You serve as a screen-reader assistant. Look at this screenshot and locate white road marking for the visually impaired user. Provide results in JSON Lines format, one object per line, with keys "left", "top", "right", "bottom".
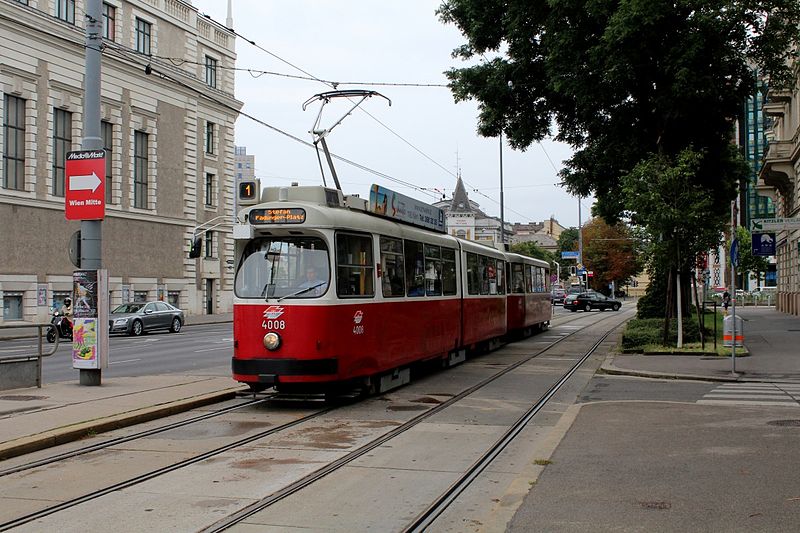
{"left": 109, "top": 358, "right": 141, "bottom": 365}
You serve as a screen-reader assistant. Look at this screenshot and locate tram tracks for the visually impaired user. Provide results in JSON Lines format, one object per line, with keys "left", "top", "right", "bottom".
{"left": 203, "top": 310, "right": 631, "bottom": 531}
{"left": 0, "top": 309, "right": 630, "bottom": 532}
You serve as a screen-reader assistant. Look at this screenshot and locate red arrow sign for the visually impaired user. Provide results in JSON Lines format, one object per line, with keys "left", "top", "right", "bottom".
{"left": 65, "top": 150, "right": 105, "bottom": 220}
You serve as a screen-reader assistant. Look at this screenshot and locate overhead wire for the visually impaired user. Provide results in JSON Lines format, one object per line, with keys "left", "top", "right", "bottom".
{"left": 99, "top": 42, "right": 440, "bottom": 199}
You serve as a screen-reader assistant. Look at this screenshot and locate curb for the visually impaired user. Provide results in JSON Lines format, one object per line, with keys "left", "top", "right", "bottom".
{"left": 599, "top": 353, "right": 740, "bottom": 383}
{"left": 0, "top": 387, "right": 243, "bottom": 461}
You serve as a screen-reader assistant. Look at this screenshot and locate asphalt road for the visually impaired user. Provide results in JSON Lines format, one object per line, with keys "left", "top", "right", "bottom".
{"left": 0, "top": 323, "right": 233, "bottom": 384}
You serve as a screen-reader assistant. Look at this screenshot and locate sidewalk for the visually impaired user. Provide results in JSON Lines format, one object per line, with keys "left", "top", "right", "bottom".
{"left": 601, "top": 306, "right": 800, "bottom": 382}
{"left": 509, "top": 306, "right": 800, "bottom": 532}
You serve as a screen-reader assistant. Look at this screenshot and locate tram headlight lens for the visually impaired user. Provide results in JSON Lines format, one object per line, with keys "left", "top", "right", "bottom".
{"left": 263, "top": 332, "right": 281, "bottom": 351}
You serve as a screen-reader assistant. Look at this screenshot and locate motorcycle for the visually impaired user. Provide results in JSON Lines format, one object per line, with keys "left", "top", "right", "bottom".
{"left": 46, "top": 310, "right": 73, "bottom": 343}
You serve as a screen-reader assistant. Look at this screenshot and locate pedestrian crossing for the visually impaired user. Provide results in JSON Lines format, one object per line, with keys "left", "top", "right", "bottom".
{"left": 698, "top": 383, "right": 800, "bottom": 407}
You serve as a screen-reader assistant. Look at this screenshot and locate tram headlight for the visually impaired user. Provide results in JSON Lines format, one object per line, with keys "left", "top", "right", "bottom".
{"left": 263, "top": 332, "right": 281, "bottom": 351}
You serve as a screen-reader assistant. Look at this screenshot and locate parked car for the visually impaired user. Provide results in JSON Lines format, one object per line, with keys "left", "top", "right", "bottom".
{"left": 109, "top": 301, "right": 184, "bottom": 336}
{"left": 564, "top": 292, "right": 622, "bottom": 312}
{"left": 551, "top": 288, "right": 567, "bottom": 304}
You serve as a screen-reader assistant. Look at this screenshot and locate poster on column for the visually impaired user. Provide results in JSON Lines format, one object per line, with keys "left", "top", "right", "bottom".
{"left": 72, "top": 270, "right": 109, "bottom": 370}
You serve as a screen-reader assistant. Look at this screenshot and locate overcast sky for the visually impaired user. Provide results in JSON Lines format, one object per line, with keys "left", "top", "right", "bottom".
{"left": 191, "top": 0, "right": 591, "bottom": 228}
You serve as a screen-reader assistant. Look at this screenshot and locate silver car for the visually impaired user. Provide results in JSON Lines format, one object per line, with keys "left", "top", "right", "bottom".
{"left": 109, "top": 301, "right": 184, "bottom": 336}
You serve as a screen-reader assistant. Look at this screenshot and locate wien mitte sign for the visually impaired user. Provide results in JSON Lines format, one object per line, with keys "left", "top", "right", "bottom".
{"left": 65, "top": 150, "right": 105, "bottom": 220}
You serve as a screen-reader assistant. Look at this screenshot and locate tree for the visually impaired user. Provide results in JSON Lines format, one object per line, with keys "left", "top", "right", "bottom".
{"left": 581, "top": 218, "right": 641, "bottom": 294}
{"left": 510, "top": 241, "right": 556, "bottom": 264}
{"left": 438, "top": 1, "right": 799, "bottom": 218}
{"left": 438, "top": 0, "right": 798, "bottom": 338}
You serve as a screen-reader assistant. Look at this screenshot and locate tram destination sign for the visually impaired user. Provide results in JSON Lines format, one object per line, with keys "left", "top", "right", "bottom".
{"left": 750, "top": 217, "right": 800, "bottom": 232}
{"left": 369, "top": 184, "right": 445, "bottom": 233}
{"left": 248, "top": 208, "right": 306, "bottom": 224}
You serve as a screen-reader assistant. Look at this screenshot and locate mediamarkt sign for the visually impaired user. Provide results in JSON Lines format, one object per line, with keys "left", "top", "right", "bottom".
{"left": 65, "top": 150, "right": 106, "bottom": 220}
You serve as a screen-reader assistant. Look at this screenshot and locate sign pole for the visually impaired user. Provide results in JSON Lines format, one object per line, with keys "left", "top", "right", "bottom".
{"left": 730, "top": 201, "right": 737, "bottom": 375}
{"left": 79, "top": 0, "right": 104, "bottom": 386}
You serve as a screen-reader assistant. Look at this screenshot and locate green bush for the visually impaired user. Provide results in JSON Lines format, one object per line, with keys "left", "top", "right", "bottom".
{"left": 621, "top": 314, "right": 715, "bottom": 350}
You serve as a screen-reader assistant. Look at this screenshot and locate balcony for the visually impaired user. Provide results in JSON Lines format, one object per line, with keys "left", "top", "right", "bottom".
{"left": 759, "top": 140, "right": 795, "bottom": 207}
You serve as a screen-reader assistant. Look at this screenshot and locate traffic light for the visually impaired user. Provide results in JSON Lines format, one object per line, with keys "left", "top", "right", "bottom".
{"left": 238, "top": 180, "right": 259, "bottom": 205}
{"left": 189, "top": 236, "right": 202, "bottom": 258}
{"left": 569, "top": 266, "right": 576, "bottom": 276}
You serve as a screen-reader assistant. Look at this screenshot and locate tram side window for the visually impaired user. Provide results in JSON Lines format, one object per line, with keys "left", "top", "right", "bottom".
{"left": 441, "top": 248, "right": 457, "bottom": 296}
{"left": 525, "top": 265, "right": 533, "bottom": 293}
{"left": 404, "top": 240, "right": 425, "bottom": 297}
{"left": 466, "top": 252, "right": 480, "bottom": 295}
{"left": 336, "top": 233, "right": 374, "bottom": 297}
{"left": 487, "top": 257, "right": 500, "bottom": 295}
{"left": 512, "top": 263, "right": 525, "bottom": 293}
{"left": 535, "top": 266, "right": 546, "bottom": 292}
{"left": 424, "top": 244, "right": 442, "bottom": 296}
{"left": 496, "top": 260, "right": 505, "bottom": 295}
{"left": 380, "top": 236, "right": 405, "bottom": 297}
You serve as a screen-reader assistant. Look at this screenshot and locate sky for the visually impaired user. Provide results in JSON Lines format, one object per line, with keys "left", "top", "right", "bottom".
{"left": 191, "top": 1, "right": 591, "bottom": 228}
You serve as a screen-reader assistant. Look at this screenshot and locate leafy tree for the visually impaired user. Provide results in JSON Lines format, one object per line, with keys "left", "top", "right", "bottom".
{"left": 438, "top": 0, "right": 799, "bottom": 217}
{"left": 581, "top": 218, "right": 641, "bottom": 294}
{"left": 510, "top": 241, "right": 556, "bottom": 264}
{"left": 437, "top": 0, "right": 798, "bottom": 335}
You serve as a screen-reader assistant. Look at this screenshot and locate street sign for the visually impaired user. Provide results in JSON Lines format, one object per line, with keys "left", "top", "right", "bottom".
{"left": 751, "top": 217, "right": 800, "bottom": 232}
{"left": 730, "top": 238, "right": 739, "bottom": 268}
{"left": 577, "top": 268, "right": 587, "bottom": 276}
{"left": 65, "top": 150, "right": 105, "bottom": 220}
{"left": 752, "top": 232, "right": 776, "bottom": 256}
{"left": 587, "top": 271, "right": 594, "bottom": 277}
{"left": 561, "top": 251, "right": 579, "bottom": 259}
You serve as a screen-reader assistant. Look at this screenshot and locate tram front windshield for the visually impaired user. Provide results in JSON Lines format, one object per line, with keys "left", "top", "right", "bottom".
{"left": 235, "top": 237, "right": 329, "bottom": 299}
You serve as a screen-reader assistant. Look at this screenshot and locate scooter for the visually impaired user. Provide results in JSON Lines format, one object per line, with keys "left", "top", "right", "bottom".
{"left": 46, "top": 311, "right": 73, "bottom": 343}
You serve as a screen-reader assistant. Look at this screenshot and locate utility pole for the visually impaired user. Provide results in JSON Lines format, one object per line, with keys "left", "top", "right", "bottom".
{"left": 499, "top": 132, "right": 505, "bottom": 246}
{"left": 80, "top": 0, "right": 104, "bottom": 385}
{"left": 578, "top": 198, "right": 584, "bottom": 290}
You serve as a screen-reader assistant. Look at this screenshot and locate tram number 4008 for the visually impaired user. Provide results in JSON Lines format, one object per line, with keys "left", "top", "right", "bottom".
{"left": 262, "top": 320, "right": 286, "bottom": 330}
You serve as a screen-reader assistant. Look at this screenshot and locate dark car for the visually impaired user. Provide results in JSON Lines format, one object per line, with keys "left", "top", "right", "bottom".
{"left": 563, "top": 292, "right": 622, "bottom": 312}
{"left": 109, "top": 301, "right": 184, "bottom": 336}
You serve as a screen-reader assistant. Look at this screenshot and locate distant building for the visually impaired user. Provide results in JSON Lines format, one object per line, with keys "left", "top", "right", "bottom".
{"left": 509, "top": 218, "right": 567, "bottom": 253}
{"left": 235, "top": 145, "right": 255, "bottom": 182}
{"left": 433, "top": 176, "right": 512, "bottom": 245}
{"left": 0, "top": 0, "right": 242, "bottom": 323}
{"left": 738, "top": 72, "right": 776, "bottom": 290}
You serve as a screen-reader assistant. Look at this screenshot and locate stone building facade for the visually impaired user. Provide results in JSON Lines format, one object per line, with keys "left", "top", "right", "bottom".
{"left": 759, "top": 68, "right": 799, "bottom": 314}
{"left": 0, "top": 0, "right": 242, "bottom": 323}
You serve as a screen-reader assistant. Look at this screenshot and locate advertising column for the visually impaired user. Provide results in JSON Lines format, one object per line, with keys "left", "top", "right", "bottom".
{"left": 72, "top": 270, "right": 109, "bottom": 372}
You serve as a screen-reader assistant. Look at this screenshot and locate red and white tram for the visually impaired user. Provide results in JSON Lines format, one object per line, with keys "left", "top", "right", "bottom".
{"left": 231, "top": 183, "right": 551, "bottom": 394}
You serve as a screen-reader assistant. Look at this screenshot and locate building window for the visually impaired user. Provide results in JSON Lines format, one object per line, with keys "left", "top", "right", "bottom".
{"left": 56, "top": 0, "right": 75, "bottom": 24}
{"left": 135, "top": 18, "right": 151, "bottom": 55}
{"left": 205, "top": 121, "right": 215, "bottom": 154}
{"left": 134, "top": 130, "right": 148, "bottom": 208}
{"left": 52, "top": 108, "right": 72, "bottom": 197}
{"left": 102, "top": 3, "right": 116, "bottom": 40}
{"left": 205, "top": 56, "right": 217, "bottom": 88}
{"left": 205, "top": 173, "right": 215, "bottom": 206}
{"left": 101, "top": 121, "right": 113, "bottom": 204}
{"left": 167, "top": 291, "right": 181, "bottom": 308}
{"left": 204, "top": 231, "right": 214, "bottom": 258}
{"left": 133, "top": 291, "right": 147, "bottom": 302}
{"left": 2, "top": 292, "right": 23, "bottom": 320}
{"left": 3, "top": 95, "right": 26, "bottom": 190}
